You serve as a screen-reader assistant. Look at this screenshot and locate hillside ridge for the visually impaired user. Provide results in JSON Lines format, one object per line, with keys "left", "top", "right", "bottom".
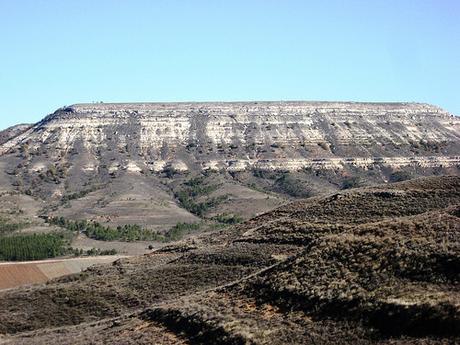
{"left": 1, "top": 175, "right": 459, "bottom": 344}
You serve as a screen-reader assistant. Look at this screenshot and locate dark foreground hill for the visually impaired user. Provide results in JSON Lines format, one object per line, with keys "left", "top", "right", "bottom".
{"left": 0, "top": 175, "right": 459, "bottom": 344}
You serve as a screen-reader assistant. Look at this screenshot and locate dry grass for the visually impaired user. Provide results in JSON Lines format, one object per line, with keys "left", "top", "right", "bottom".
{"left": 1, "top": 176, "right": 459, "bottom": 344}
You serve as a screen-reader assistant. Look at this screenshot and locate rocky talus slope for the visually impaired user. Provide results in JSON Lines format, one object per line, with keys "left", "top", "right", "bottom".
{"left": 0, "top": 101, "right": 458, "bottom": 229}
{"left": 0, "top": 176, "right": 459, "bottom": 344}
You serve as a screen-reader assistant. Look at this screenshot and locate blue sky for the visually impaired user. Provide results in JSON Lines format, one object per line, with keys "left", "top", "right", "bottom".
{"left": 0, "top": 0, "right": 459, "bottom": 129}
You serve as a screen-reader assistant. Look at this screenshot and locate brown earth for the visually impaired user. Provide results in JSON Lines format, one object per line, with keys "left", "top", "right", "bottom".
{"left": 0, "top": 256, "right": 127, "bottom": 290}
{"left": 0, "top": 265, "right": 47, "bottom": 290}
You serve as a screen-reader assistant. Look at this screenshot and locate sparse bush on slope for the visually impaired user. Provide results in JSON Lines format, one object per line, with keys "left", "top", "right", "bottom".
{"left": 175, "top": 177, "right": 228, "bottom": 216}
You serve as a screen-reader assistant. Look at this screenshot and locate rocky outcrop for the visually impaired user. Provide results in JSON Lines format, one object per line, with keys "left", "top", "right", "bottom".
{"left": 0, "top": 124, "right": 32, "bottom": 146}
{"left": 1, "top": 101, "right": 459, "bottom": 173}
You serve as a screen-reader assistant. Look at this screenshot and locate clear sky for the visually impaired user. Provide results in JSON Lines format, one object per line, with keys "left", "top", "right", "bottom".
{"left": 0, "top": 0, "right": 459, "bottom": 129}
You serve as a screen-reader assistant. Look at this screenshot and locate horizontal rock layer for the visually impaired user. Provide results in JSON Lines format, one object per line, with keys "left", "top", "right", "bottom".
{"left": 1, "top": 101, "right": 459, "bottom": 172}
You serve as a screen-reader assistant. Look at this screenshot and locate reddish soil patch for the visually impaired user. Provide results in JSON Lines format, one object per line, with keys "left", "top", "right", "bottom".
{"left": 0, "top": 264, "right": 48, "bottom": 290}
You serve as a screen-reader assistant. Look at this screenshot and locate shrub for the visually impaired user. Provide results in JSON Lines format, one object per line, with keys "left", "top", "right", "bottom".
{"left": 341, "top": 177, "right": 361, "bottom": 190}
{"left": 176, "top": 192, "right": 227, "bottom": 217}
{"left": 61, "top": 186, "right": 99, "bottom": 203}
{"left": 213, "top": 213, "right": 243, "bottom": 224}
{"left": 163, "top": 222, "right": 200, "bottom": 241}
{"left": 390, "top": 171, "right": 413, "bottom": 183}
{"left": 175, "top": 177, "right": 225, "bottom": 216}
{"left": 84, "top": 248, "right": 117, "bottom": 256}
{"left": 276, "top": 174, "right": 312, "bottom": 198}
{"left": 252, "top": 169, "right": 278, "bottom": 180}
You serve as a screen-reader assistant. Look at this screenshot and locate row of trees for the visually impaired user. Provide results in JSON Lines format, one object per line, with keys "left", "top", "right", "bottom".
{"left": 74, "top": 248, "right": 117, "bottom": 256}
{"left": 48, "top": 217, "right": 162, "bottom": 241}
{"left": 48, "top": 216, "right": 203, "bottom": 243}
{"left": 0, "top": 233, "right": 67, "bottom": 261}
{"left": 85, "top": 223, "right": 162, "bottom": 241}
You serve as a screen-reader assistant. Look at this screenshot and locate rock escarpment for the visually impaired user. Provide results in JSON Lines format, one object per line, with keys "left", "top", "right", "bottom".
{"left": 1, "top": 101, "right": 459, "bottom": 173}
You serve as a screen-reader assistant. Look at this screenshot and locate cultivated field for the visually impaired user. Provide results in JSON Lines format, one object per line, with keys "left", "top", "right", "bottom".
{"left": 0, "top": 255, "right": 127, "bottom": 290}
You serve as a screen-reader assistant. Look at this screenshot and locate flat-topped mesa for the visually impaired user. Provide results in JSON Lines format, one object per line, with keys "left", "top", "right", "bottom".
{"left": 54, "top": 101, "right": 452, "bottom": 120}
{"left": 1, "top": 101, "right": 459, "bottom": 173}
